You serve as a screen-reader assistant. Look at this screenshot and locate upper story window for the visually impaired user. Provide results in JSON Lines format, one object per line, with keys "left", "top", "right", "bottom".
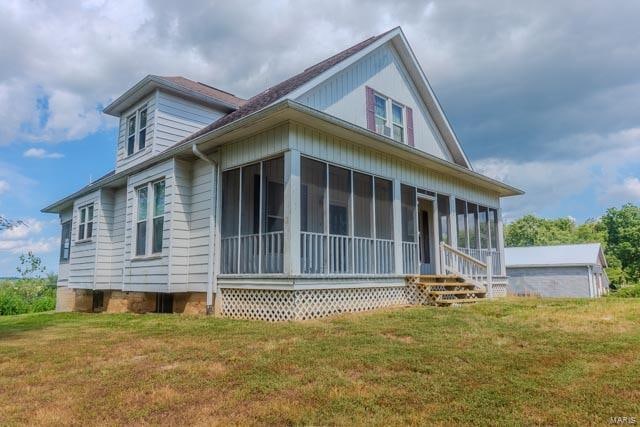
{"left": 59, "top": 220, "right": 71, "bottom": 262}
{"left": 392, "top": 102, "right": 404, "bottom": 143}
{"left": 366, "top": 87, "right": 414, "bottom": 146}
{"left": 126, "top": 105, "right": 148, "bottom": 156}
{"left": 78, "top": 204, "right": 94, "bottom": 241}
{"left": 135, "top": 180, "right": 165, "bottom": 256}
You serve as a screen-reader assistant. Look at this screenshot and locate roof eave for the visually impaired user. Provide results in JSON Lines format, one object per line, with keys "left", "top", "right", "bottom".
{"left": 193, "top": 99, "right": 523, "bottom": 197}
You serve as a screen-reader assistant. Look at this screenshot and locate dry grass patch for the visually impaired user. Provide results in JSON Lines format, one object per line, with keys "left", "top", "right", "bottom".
{"left": 1, "top": 298, "right": 639, "bottom": 425}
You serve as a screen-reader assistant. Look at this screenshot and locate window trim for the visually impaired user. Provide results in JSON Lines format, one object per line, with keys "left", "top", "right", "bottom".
{"left": 77, "top": 203, "right": 94, "bottom": 242}
{"left": 134, "top": 178, "right": 165, "bottom": 258}
{"left": 59, "top": 220, "right": 72, "bottom": 263}
{"left": 372, "top": 90, "right": 406, "bottom": 143}
{"left": 126, "top": 104, "right": 149, "bottom": 157}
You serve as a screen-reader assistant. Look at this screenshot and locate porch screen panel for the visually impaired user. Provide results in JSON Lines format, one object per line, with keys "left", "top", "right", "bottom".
{"left": 400, "top": 185, "right": 416, "bottom": 242}
{"left": 374, "top": 178, "right": 393, "bottom": 239}
{"left": 437, "top": 194, "right": 450, "bottom": 244}
{"left": 467, "top": 202, "right": 479, "bottom": 249}
{"left": 456, "top": 199, "right": 468, "bottom": 248}
{"left": 329, "top": 166, "right": 350, "bottom": 235}
{"left": 489, "top": 208, "right": 498, "bottom": 249}
{"left": 301, "top": 157, "right": 327, "bottom": 274}
{"left": 329, "top": 166, "right": 351, "bottom": 273}
{"left": 353, "top": 172, "right": 374, "bottom": 273}
{"left": 221, "top": 168, "right": 240, "bottom": 273}
{"left": 353, "top": 173, "right": 373, "bottom": 237}
{"left": 262, "top": 157, "right": 284, "bottom": 273}
{"left": 375, "top": 177, "right": 394, "bottom": 274}
{"left": 401, "top": 184, "right": 417, "bottom": 274}
{"left": 240, "top": 163, "right": 261, "bottom": 273}
{"left": 479, "top": 205, "right": 489, "bottom": 249}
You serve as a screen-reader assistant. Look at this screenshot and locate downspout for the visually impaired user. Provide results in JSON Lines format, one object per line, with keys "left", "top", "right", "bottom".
{"left": 192, "top": 144, "right": 218, "bottom": 314}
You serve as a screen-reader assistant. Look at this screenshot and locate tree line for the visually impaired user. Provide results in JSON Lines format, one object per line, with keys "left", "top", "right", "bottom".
{"left": 505, "top": 203, "right": 640, "bottom": 287}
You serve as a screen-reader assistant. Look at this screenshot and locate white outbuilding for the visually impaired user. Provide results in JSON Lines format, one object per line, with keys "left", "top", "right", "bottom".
{"left": 505, "top": 243, "right": 609, "bottom": 298}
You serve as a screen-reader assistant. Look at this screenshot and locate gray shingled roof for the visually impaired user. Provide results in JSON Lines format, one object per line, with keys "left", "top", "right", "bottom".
{"left": 153, "top": 76, "right": 247, "bottom": 108}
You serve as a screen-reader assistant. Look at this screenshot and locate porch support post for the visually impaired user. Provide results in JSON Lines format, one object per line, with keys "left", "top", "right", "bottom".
{"left": 449, "top": 196, "right": 458, "bottom": 249}
{"left": 284, "top": 149, "right": 301, "bottom": 275}
{"left": 497, "top": 207, "right": 506, "bottom": 276}
{"left": 432, "top": 199, "right": 441, "bottom": 275}
{"left": 392, "top": 179, "right": 403, "bottom": 275}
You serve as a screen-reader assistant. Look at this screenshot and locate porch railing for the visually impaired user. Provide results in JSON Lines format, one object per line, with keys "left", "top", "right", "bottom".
{"left": 301, "top": 232, "right": 395, "bottom": 275}
{"left": 439, "top": 242, "right": 494, "bottom": 298}
{"left": 262, "top": 231, "right": 284, "bottom": 273}
{"left": 402, "top": 241, "right": 419, "bottom": 274}
{"left": 329, "top": 235, "right": 351, "bottom": 274}
{"left": 459, "top": 248, "right": 503, "bottom": 276}
{"left": 301, "top": 232, "right": 326, "bottom": 274}
{"left": 220, "top": 232, "right": 284, "bottom": 274}
{"left": 353, "top": 237, "right": 375, "bottom": 274}
{"left": 376, "top": 239, "right": 395, "bottom": 274}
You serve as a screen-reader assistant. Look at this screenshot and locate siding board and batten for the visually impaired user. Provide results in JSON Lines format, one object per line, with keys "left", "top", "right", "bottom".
{"left": 297, "top": 43, "right": 451, "bottom": 162}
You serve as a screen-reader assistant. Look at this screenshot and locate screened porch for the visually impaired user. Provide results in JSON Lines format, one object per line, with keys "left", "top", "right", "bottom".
{"left": 218, "top": 152, "right": 504, "bottom": 278}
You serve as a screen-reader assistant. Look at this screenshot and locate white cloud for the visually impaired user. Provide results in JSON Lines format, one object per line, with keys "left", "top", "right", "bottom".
{"left": 0, "top": 218, "right": 44, "bottom": 240}
{"left": 23, "top": 147, "right": 64, "bottom": 159}
{"left": 476, "top": 126, "right": 640, "bottom": 220}
{"left": 601, "top": 177, "right": 640, "bottom": 204}
{"left": 0, "top": 236, "right": 58, "bottom": 254}
{"left": 0, "top": 218, "right": 56, "bottom": 256}
{"left": 0, "top": 180, "right": 9, "bottom": 195}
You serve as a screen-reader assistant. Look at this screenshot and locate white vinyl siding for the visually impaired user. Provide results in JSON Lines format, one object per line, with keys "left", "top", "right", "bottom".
{"left": 68, "top": 191, "right": 100, "bottom": 289}
{"left": 289, "top": 122, "right": 498, "bottom": 207}
{"left": 296, "top": 43, "right": 452, "bottom": 161}
{"left": 123, "top": 160, "right": 174, "bottom": 292}
{"left": 116, "top": 93, "right": 156, "bottom": 173}
{"left": 154, "top": 91, "right": 224, "bottom": 153}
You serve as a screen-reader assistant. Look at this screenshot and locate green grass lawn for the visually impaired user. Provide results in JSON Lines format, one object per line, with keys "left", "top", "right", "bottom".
{"left": 1, "top": 298, "right": 639, "bottom": 425}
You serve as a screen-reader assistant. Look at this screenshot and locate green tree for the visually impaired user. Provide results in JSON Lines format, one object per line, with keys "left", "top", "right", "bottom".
{"left": 601, "top": 204, "right": 640, "bottom": 283}
{"left": 16, "top": 252, "right": 47, "bottom": 279}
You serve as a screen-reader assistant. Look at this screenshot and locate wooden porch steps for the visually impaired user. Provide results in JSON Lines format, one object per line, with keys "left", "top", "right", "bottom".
{"left": 407, "top": 274, "right": 486, "bottom": 307}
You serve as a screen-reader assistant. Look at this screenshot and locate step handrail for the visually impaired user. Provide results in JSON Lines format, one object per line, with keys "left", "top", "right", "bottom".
{"left": 440, "top": 242, "right": 487, "bottom": 268}
{"left": 439, "top": 242, "right": 494, "bottom": 298}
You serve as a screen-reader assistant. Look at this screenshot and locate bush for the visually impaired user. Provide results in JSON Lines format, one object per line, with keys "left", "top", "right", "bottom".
{"left": 0, "top": 279, "right": 56, "bottom": 315}
{"left": 609, "top": 284, "right": 640, "bottom": 298}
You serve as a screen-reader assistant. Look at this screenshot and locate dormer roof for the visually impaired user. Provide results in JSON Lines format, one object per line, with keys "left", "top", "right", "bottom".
{"left": 103, "top": 75, "right": 246, "bottom": 116}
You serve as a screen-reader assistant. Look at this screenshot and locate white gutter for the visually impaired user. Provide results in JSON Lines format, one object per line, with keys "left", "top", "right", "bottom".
{"left": 192, "top": 144, "right": 219, "bottom": 314}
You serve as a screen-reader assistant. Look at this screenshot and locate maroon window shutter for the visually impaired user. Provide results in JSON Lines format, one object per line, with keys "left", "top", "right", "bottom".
{"left": 365, "top": 86, "right": 375, "bottom": 131}
{"left": 406, "top": 106, "right": 415, "bottom": 147}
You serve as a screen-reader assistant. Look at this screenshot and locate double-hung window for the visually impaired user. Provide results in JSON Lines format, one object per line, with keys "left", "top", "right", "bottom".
{"left": 135, "top": 180, "right": 165, "bottom": 256}
{"left": 59, "top": 220, "right": 72, "bottom": 262}
{"left": 127, "top": 115, "right": 136, "bottom": 156}
{"left": 367, "top": 88, "right": 408, "bottom": 144}
{"left": 374, "top": 94, "right": 387, "bottom": 135}
{"left": 126, "top": 105, "right": 148, "bottom": 156}
{"left": 392, "top": 102, "right": 404, "bottom": 143}
{"left": 78, "top": 204, "right": 94, "bottom": 241}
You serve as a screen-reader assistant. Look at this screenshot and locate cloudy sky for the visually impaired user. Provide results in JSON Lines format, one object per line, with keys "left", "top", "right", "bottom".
{"left": 0, "top": 0, "right": 639, "bottom": 275}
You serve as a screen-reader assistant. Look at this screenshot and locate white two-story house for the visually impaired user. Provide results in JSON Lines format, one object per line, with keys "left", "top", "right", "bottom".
{"left": 43, "top": 27, "right": 522, "bottom": 320}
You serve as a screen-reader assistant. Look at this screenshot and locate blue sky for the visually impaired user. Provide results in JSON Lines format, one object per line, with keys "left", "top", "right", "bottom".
{"left": 0, "top": 0, "right": 639, "bottom": 276}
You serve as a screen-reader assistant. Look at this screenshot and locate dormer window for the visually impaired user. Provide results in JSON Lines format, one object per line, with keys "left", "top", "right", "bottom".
{"left": 366, "top": 87, "right": 413, "bottom": 145}
{"left": 126, "top": 105, "right": 148, "bottom": 156}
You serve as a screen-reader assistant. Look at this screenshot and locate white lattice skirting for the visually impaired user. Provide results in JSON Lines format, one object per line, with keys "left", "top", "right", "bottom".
{"left": 221, "top": 286, "right": 412, "bottom": 321}
{"left": 220, "top": 281, "right": 507, "bottom": 321}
